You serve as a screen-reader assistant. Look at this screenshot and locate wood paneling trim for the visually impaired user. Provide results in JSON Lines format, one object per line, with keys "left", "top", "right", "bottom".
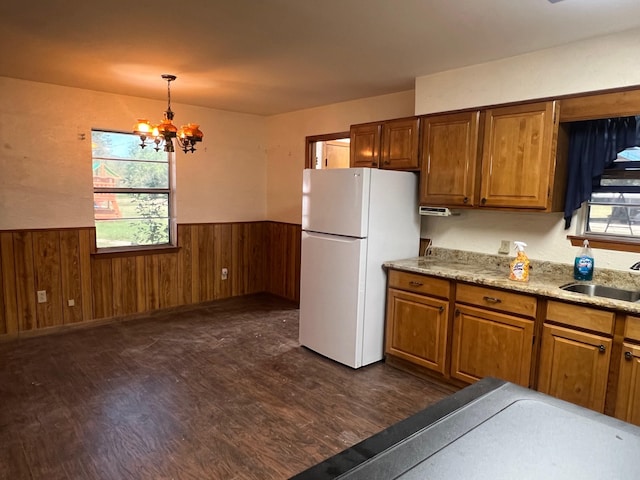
{"left": 1, "top": 221, "right": 299, "bottom": 338}
{"left": 33, "top": 230, "right": 63, "bottom": 328}
{"left": 190, "top": 225, "right": 201, "bottom": 304}
{"left": 59, "top": 230, "right": 84, "bottom": 324}
{"left": 177, "top": 224, "right": 193, "bottom": 305}
{"left": 0, "top": 240, "right": 5, "bottom": 335}
{"left": 13, "top": 232, "right": 37, "bottom": 332}
{"left": 135, "top": 256, "right": 147, "bottom": 313}
{"left": 91, "top": 257, "right": 113, "bottom": 319}
{"left": 78, "top": 229, "right": 94, "bottom": 322}
{"left": 265, "top": 222, "right": 301, "bottom": 302}
{"left": 1, "top": 233, "right": 18, "bottom": 334}
{"left": 112, "top": 257, "right": 138, "bottom": 316}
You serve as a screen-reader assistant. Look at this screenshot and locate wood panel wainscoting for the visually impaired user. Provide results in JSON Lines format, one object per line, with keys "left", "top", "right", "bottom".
{"left": 0, "top": 221, "right": 301, "bottom": 339}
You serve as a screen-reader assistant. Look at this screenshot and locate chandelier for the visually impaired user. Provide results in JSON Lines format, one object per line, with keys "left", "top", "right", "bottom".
{"left": 133, "top": 74, "right": 203, "bottom": 154}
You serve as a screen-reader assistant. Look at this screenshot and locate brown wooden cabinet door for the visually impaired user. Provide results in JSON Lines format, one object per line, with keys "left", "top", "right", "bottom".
{"left": 538, "top": 324, "right": 611, "bottom": 413}
{"left": 350, "top": 123, "right": 381, "bottom": 168}
{"left": 479, "top": 101, "right": 558, "bottom": 209}
{"left": 420, "top": 111, "right": 481, "bottom": 206}
{"left": 451, "top": 304, "right": 534, "bottom": 386}
{"left": 381, "top": 118, "right": 420, "bottom": 170}
{"left": 615, "top": 342, "right": 640, "bottom": 426}
{"left": 385, "top": 288, "right": 449, "bottom": 374}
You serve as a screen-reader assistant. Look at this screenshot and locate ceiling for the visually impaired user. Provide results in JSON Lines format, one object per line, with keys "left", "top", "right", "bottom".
{"left": 1, "top": 0, "right": 640, "bottom": 116}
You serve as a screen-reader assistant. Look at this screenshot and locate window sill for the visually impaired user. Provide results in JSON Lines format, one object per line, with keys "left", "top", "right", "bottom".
{"left": 567, "top": 235, "right": 640, "bottom": 253}
{"left": 91, "top": 245, "right": 180, "bottom": 258}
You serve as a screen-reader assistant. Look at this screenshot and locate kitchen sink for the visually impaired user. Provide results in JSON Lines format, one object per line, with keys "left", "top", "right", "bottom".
{"left": 560, "top": 282, "right": 640, "bottom": 302}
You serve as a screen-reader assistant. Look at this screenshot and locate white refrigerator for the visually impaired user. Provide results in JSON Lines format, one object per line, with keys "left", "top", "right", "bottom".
{"left": 299, "top": 167, "right": 420, "bottom": 368}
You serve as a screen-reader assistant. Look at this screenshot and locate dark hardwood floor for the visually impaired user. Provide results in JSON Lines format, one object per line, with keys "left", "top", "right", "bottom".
{"left": 0, "top": 293, "right": 458, "bottom": 479}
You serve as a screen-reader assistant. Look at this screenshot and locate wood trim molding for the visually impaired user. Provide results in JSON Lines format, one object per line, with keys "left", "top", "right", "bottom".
{"left": 305, "top": 131, "right": 350, "bottom": 169}
{"left": 567, "top": 235, "right": 640, "bottom": 253}
{"left": 416, "top": 84, "right": 640, "bottom": 122}
{"left": 91, "top": 245, "right": 180, "bottom": 258}
{"left": 559, "top": 87, "right": 640, "bottom": 122}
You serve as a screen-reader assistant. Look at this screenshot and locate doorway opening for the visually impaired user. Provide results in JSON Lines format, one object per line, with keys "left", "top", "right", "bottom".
{"left": 305, "top": 132, "right": 350, "bottom": 169}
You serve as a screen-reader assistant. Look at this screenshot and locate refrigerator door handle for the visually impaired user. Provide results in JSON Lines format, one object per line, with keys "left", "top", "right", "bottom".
{"left": 303, "top": 230, "right": 365, "bottom": 241}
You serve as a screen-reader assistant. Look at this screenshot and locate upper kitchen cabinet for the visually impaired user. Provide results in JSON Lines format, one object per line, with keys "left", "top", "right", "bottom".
{"left": 420, "top": 111, "right": 482, "bottom": 206}
{"left": 479, "top": 101, "right": 566, "bottom": 211}
{"left": 350, "top": 122, "right": 381, "bottom": 168}
{"left": 380, "top": 117, "right": 420, "bottom": 171}
{"left": 350, "top": 117, "right": 420, "bottom": 171}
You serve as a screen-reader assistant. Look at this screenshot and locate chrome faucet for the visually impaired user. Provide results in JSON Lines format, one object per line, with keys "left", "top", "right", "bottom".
{"left": 630, "top": 261, "right": 640, "bottom": 271}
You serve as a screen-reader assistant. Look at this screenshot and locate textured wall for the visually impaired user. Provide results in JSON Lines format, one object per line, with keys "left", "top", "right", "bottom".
{"left": 0, "top": 77, "right": 268, "bottom": 230}
{"left": 415, "top": 28, "right": 640, "bottom": 116}
{"left": 265, "top": 90, "right": 416, "bottom": 224}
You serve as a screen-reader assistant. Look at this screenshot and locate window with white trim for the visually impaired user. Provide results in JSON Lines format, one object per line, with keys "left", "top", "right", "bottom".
{"left": 585, "top": 147, "right": 640, "bottom": 241}
{"left": 91, "top": 130, "right": 173, "bottom": 249}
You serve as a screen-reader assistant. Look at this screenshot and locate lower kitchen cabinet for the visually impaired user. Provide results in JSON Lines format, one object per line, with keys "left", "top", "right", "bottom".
{"left": 615, "top": 342, "right": 640, "bottom": 426}
{"left": 538, "top": 301, "right": 614, "bottom": 413}
{"left": 538, "top": 324, "right": 612, "bottom": 413}
{"left": 384, "top": 269, "right": 640, "bottom": 422}
{"left": 385, "top": 270, "right": 450, "bottom": 374}
{"left": 385, "top": 288, "right": 449, "bottom": 374}
{"left": 451, "top": 304, "right": 534, "bottom": 386}
{"left": 615, "top": 315, "right": 640, "bottom": 425}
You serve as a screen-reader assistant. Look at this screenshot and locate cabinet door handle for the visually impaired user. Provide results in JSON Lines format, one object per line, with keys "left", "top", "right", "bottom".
{"left": 439, "top": 306, "right": 445, "bottom": 313}
{"left": 483, "top": 296, "right": 502, "bottom": 304}
{"left": 625, "top": 351, "right": 633, "bottom": 360}
{"left": 409, "top": 281, "right": 423, "bottom": 287}
{"left": 371, "top": 161, "right": 377, "bottom": 166}
{"left": 455, "top": 308, "right": 460, "bottom": 316}
{"left": 598, "top": 344, "right": 606, "bottom": 353}
{"left": 383, "top": 160, "right": 390, "bottom": 165}
{"left": 463, "top": 197, "right": 468, "bottom": 204}
{"left": 481, "top": 197, "right": 487, "bottom": 205}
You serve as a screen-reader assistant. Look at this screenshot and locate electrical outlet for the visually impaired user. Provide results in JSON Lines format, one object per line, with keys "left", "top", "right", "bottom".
{"left": 37, "top": 290, "right": 47, "bottom": 303}
{"left": 221, "top": 267, "right": 228, "bottom": 280}
{"left": 498, "top": 240, "right": 511, "bottom": 255}
{"left": 68, "top": 299, "right": 75, "bottom": 307}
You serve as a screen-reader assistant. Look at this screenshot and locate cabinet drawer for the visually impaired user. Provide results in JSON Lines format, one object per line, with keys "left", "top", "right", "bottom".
{"left": 625, "top": 315, "right": 640, "bottom": 341}
{"left": 546, "top": 301, "right": 614, "bottom": 335}
{"left": 455, "top": 283, "right": 536, "bottom": 318}
{"left": 388, "top": 270, "right": 450, "bottom": 298}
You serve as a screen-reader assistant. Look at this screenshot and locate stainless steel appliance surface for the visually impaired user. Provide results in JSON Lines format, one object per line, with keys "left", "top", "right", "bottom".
{"left": 290, "top": 377, "right": 640, "bottom": 479}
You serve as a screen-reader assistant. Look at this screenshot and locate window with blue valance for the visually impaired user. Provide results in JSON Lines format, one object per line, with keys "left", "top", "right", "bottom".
{"left": 564, "top": 116, "right": 640, "bottom": 230}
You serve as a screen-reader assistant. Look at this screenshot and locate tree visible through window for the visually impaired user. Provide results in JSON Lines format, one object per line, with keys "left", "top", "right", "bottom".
{"left": 92, "top": 130, "right": 172, "bottom": 249}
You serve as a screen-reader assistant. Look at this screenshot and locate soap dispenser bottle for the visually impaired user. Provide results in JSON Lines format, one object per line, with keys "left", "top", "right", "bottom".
{"left": 574, "top": 239, "right": 594, "bottom": 281}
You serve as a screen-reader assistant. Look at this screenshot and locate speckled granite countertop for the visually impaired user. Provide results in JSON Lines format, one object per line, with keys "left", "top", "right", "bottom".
{"left": 384, "top": 248, "right": 640, "bottom": 315}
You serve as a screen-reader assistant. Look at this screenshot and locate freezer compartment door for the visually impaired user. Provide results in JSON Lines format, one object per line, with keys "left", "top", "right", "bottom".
{"left": 299, "top": 231, "right": 367, "bottom": 368}
{"left": 302, "top": 168, "right": 370, "bottom": 238}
